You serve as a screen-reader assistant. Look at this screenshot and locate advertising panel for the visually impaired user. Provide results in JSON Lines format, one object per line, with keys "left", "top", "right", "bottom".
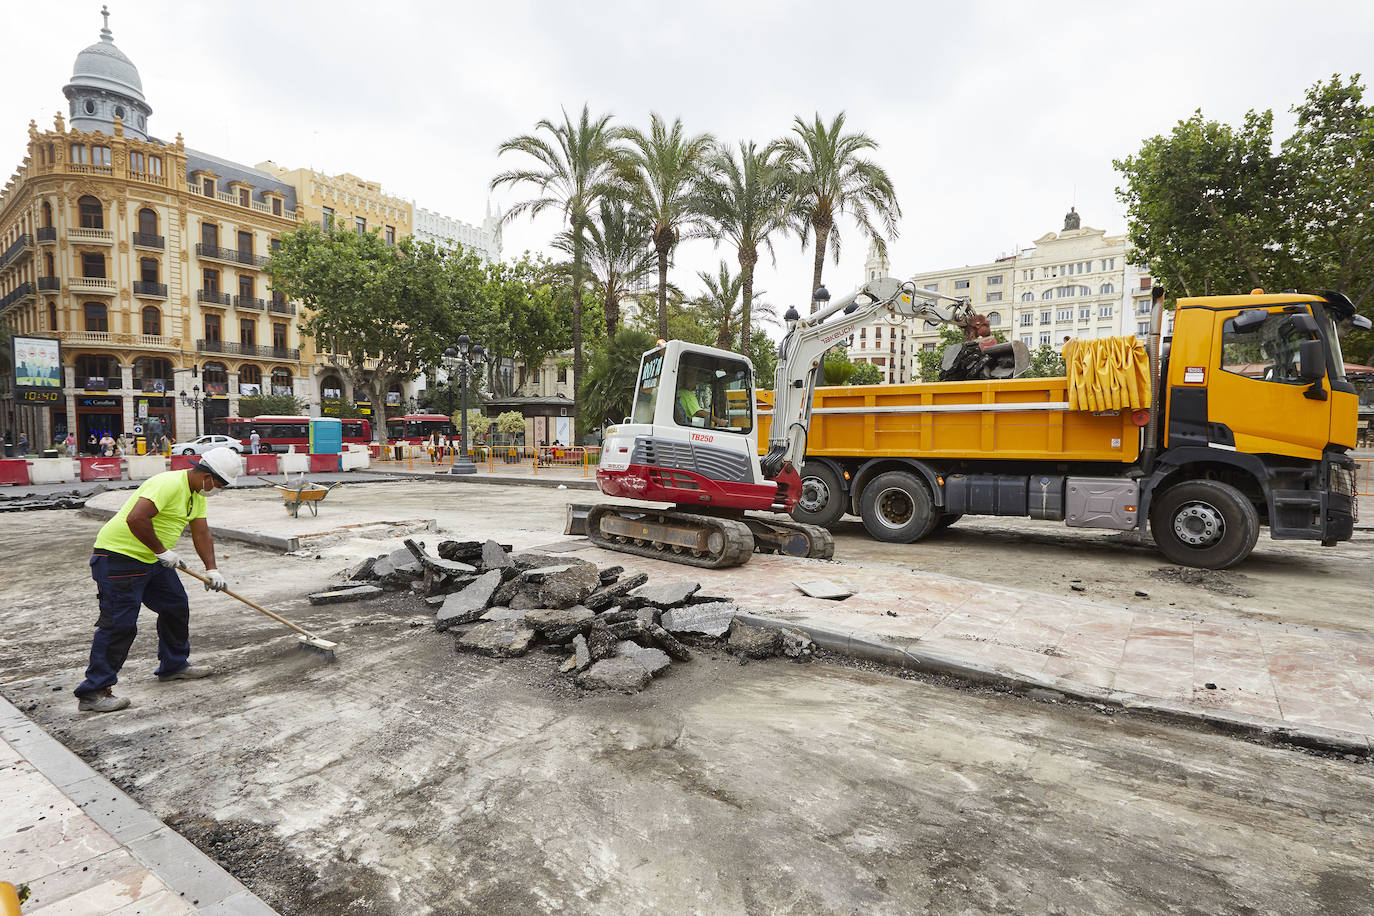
{"left": 12, "top": 335, "right": 62, "bottom": 405}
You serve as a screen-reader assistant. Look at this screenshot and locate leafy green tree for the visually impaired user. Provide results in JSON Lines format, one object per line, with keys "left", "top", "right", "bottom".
{"left": 822, "top": 347, "right": 857, "bottom": 385}
{"left": 237, "top": 393, "right": 308, "bottom": 417}
{"left": 495, "top": 410, "right": 526, "bottom": 442}
{"left": 265, "top": 225, "right": 456, "bottom": 444}
{"left": 468, "top": 253, "right": 569, "bottom": 398}
{"left": 493, "top": 105, "right": 623, "bottom": 402}
{"left": 750, "top": 330, "right": 778, "bottom": 390}
{"left": 771, "top": 112, "right": 901, "bottom": 311}
{"left": 1023, "top": 344, "right": 1067, "bottom": 379}
{"left": 692, "top": 261, "right": 778, "bottom": 349}
{"left": 562, "top": 199, "right": 656, "bottom": 340}
{"left": 696, "top": 141, "right": 791, "bottom": 354}
{"left": 847, "top": 361, "right": 883, "bottom": 385}
{"left": 622, "top": 113, "right": 716, "bottom": 338}
{"left": 579, "top": 328, "right": 659, "bottom": 433}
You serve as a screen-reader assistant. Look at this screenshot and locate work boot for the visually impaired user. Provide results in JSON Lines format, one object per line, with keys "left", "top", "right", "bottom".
{"left": 77, "top": 688, "right": 131, "bottom": 713}
{"left": 157, "top": 664, "right": 212, "bottom": 682}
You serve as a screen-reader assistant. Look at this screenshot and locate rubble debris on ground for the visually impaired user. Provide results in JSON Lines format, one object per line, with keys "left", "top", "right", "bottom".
{"left": 795, "top": 578, "right": 854, "bottom": 601}
{"left": 0, "top": 487, "right": 102, "bottom": 512}
{"left": 327, "top": 536, "right": 811, "bottom": 692}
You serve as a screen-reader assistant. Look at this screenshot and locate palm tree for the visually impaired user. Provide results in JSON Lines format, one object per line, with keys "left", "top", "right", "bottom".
{"left": 558, "top": 198, "right": 656, "bottom": 341}
{"left": 492, "top": 105, "right": 623, "bottom": 402}
{"left": 693, "top": 261, "right": 778, "bottom": 350}
{"left": 771, "top": 112, "right": 902, "bottom": 312}
{"left": 695, "top": 141, "right": 790, "bottom": 355}
{"left": 622, "top": 113, "right": 715, "bottom": 338}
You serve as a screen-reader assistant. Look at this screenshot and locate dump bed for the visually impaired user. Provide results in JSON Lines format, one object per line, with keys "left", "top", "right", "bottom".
{"left": 756, "top": 376, "right": 1141, "bottom": 463}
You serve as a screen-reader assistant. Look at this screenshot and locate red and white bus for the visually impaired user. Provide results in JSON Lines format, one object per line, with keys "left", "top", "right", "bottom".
{"left": 225, "top": 416, "right": 371, "bottom": 453}
{"left": 385, "top": 413, "right": 455, "bottom": 445}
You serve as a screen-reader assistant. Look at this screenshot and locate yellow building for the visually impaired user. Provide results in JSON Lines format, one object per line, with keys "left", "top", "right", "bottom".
{"left": 0, "top": 11, "right": 313, "bottom": 449}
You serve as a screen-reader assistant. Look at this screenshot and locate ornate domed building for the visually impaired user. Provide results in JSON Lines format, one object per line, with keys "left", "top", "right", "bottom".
{"left": 63, "top": 6, "right": 153, "bottom": 142}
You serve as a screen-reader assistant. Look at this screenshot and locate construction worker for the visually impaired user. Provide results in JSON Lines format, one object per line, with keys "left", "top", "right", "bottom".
{"left": 73, "top": 446, "right": 240, "bottom": 713}
{"left": 674, "top": 363, "right": 723, "bottom": 428}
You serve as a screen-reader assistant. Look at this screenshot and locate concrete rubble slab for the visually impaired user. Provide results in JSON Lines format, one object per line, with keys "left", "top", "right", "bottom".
{"left": 616, "top": 641, "right": 671, "bottom": 676}
{"left": 795, "top": 579, "right": 854, "bottom": 601}
{"left": 645, "top": 623, "right": 693, "bottom": 661}
{"left": 573, "top": 634, "right": 591, "bottom": 670}
{"left": 524, "top": 606, "right": 595, "bottom": 634}
{"left": 481, "top": 539, "right": 511, "bottom": 569}
{"left": 627, "top": 580, "right": 701, "bottom": 609}
{"left": 586, "top": 572, "right": 649, "bottom": 611}
{"left": 575, "top": 656, "right": 652, "bottom": 692}
{"left": 661, "top": 601, "right": 738, "bottom": 637}
{"left": 308, "top": 585, "right": 384, "bottom": 606}
{"left": 727, "top": 619, "right": 783, "bottom": 659}
{"left": 480, "top": 607, "right": 526, "bottom": 622}
{"left": 454, "top": 621, "right": 535, "bottom": 657}
{"left": 435, "top": 570, "right": 503, "bottom": 631}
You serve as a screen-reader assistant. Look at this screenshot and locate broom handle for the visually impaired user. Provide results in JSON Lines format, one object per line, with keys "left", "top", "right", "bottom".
{"left": 177, "top": 565, "right": 315, "bottom": 638}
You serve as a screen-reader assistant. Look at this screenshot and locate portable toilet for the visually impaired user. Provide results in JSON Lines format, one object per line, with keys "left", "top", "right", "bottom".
{"left": 309, "top": 417, "right": 343, "bottom": 454}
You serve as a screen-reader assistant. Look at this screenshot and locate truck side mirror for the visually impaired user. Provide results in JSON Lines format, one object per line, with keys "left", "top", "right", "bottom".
{"left": 1352, "top": 315, "right": 1372, "bottom": 331}
{"left": 1231, "top": 309, "right": 1268, "bottom": 332}
{"left": 1298, "top": 339, "right": 1325, "bottom": 381}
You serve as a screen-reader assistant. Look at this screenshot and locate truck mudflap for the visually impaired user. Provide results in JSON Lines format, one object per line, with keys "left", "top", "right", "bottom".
{"left": 1263, "top": 452, "right": 1354, "bottom": 543}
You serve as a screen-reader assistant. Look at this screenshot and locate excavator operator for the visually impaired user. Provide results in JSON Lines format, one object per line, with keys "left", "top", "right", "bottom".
{"left": 674, "top": 363, "right": 725, "bottom": 428}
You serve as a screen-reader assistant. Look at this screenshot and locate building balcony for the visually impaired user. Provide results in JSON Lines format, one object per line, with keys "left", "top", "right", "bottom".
{"left": 70, "top": 276, "right": 117, "bottom": 295}
{"left": 61, "top": 330, "right": 180, "bottom": 353}
{"left": 0, "top": 234, "right": 34, "bottom": 269}
{"left": 185, "top": 182, "right": 297, "bottom": 220}
{"left": 37, "top": 276, "right": 60, "bottom": 291}
{"left": 36, "top": 227, "right": 57, "bottom": 243}
{"left": 132, "top": 232, "right": 165, "bottom": 250}
{"left": 267, "top": 298, "right": 297, "bottom": 316}
{"left": 68, "top": 227, "right": 114, "bottom": 244}
{"left": 197, "top": 289, "right": 232, "bottom": 306}
{"left": 195, "top": 243, "right": 268, "bottom": 268}
{"left": 127, "top": 170, "right": 166, "bottom": 186}
{"left": 234, "top": 295, "right": 265, "bottom": 311}
{"left": 195, "top": 339, "right": 301, "bottom": 361}
{"left": 133, "top": 281, "right": 168, "bottom": 299}
{"left": 0, "top": 282, "right": 36, "bottom": 311}
{"left": 67, "top": 163, "right": 113, "bottom": 177}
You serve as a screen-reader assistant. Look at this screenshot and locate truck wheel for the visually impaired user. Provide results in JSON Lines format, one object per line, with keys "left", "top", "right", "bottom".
{"left": 934, "top": 513, "right": 963, "bottom": 531}
{"left": 792, "top": 461, "right": 846, "bottom": 527}
{"left": 860, "top": 470, "right": 938, "bottom": 543}
{"left": 1149, "top": 480, "right": 1259, "bottom": 570}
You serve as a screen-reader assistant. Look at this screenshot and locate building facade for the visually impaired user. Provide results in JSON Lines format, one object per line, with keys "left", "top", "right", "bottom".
{"left": 413, "top": 203, "right": 502, "bottom": 262}
{"left": 0, "top": 13, "right": 313, "bottom": 449}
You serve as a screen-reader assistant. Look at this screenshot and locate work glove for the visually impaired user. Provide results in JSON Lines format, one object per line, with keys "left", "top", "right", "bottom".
{"left": 204, "top": 569, "right": 228, "bottom": 592}
{"left": 155, "top": 549, "right": 182, "bottom": 569}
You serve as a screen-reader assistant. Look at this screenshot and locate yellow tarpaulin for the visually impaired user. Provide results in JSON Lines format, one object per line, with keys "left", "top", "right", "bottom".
{"left": 1064, "top": 335, "right": 1151, "bottom": 412}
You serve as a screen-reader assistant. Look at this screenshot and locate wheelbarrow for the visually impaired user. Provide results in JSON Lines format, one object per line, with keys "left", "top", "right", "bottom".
{"left": 258, "top": 475, "right": 342, "bottom": 517}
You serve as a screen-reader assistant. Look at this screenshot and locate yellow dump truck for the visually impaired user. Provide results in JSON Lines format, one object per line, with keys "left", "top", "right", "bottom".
{"left": 758, "top": 288, "right": 1365, "bottom": 569}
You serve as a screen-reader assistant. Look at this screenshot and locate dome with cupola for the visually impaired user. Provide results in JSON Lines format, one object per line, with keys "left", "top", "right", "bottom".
{"left": 62, "top": 6, "right": 152, "bottom": 140}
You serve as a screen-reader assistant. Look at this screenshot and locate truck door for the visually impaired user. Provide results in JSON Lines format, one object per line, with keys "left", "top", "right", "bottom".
{"left": 1205, "top": 307, "right": 1330, "bottom": 459}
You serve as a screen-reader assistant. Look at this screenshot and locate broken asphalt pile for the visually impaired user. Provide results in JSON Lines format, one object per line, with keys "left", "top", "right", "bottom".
{"left": 310, "top": 537, "right": 815, "bottom": 692}
{"left": 0, "top": 487, "right": 97, "bottom": 512}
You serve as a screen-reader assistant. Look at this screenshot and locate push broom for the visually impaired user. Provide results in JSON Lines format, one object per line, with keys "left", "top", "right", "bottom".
{"left": 177, "top": 565, "right": 338, "bottom": 660}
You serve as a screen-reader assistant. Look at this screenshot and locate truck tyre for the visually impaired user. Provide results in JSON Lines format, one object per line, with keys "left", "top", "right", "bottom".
{"left": 934, "top": 513, "right": 963, "bottom": 531}
{"left": 1149, "top": 479, "right": 1259, "bottom": 570}
{"left": 860, "top": 470, "right": 938, "bottom": 543}
{"left": 792, "top": 461, "right": 846, "bottom": 528}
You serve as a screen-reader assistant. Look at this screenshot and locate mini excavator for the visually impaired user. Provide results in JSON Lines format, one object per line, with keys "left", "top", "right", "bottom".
{"left": 583, "top": 277, "right": 1029, "bottom": 568}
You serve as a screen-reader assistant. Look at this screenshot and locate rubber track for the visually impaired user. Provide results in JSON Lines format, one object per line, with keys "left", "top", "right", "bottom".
{"left": 746, "top": 517, "right": 836, "bottom": 560}
{"left": 585, "top": 505, "right": 756, "bottom": 569}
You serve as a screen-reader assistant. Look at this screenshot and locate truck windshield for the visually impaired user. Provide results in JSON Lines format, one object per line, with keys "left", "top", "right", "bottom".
{"left": 1314, "top": 305, "right": 1348, "bottom": 385}
{"left": 630, "top": 349, "right": 665, "bottom": 424}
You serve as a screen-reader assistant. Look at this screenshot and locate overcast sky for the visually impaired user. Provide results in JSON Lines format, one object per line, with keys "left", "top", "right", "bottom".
{"left": 5, "top": 0, "right": 1372, "bottom": 330}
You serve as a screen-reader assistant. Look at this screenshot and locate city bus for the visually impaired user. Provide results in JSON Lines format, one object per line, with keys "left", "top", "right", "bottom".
{"left": 225, "top": 416, "right": 371, "bottom": 453}
{"left": 385, "top": 413, "right": 455, "bottom": 444}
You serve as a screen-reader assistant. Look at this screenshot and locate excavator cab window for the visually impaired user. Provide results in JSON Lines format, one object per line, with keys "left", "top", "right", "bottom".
{"left": 630, "top": 348, "right": 665, "bottom": 424}
{"left": 671, "top": 352, "right": 753, "bottom": 434}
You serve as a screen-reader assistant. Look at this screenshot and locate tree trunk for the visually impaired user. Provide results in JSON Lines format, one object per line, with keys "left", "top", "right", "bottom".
{"left": 370, "top": 374, "right": 390, "bottom": 445}
{"left": 656, "top": 246, "right": 670, "bottom": 339}
{"left": 738, "top": 244, "right": 758, "bottom": 356}
{"left": 810, "top": 221, "right": 831, "bottom": 314}
{"left": 571, "top": 233, "right": 585, "bottom": 429}
{"left": 604, "top": 267, "right": 619, "bottom": 340}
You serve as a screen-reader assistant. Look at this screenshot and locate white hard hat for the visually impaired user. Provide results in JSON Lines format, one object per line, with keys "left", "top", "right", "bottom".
{"left": 196, "top": 446, "right": 242, "bottom": 486}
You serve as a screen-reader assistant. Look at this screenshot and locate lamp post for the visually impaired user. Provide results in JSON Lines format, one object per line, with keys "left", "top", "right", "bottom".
{"left": 442, "top": 334, "right": 485, "bottom": 475}
{"left": 179, "top": 385, "right": 204, "bottom": 437}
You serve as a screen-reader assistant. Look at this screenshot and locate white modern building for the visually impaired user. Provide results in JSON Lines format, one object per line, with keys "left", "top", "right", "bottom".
{"left": 412, "top": 202, "right": 502, "bottom": 262}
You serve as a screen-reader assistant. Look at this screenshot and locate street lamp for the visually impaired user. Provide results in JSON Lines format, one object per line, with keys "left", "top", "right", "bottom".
{"left": 442, "top": 334, "right": 485, "bottom": 475}
{"left": 179, "top": 385, "right": 204, "bottom": 437}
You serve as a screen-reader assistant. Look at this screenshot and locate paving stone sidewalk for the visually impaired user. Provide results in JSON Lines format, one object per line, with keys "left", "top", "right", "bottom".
{"left": 568, "top": 544, "right": 1374, "bottom": 752}
{"left": 0, "top": 696, "right": 275, "bottom": 914}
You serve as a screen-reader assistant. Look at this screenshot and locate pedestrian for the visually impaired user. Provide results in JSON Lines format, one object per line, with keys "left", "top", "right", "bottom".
{"left": 73, "top": 446, "right": 240, "bottom": 713}
{"left": 87, "top": 433, "right": 98, "bottom": 455}
{"left": 160, "top": 433, "right": 171, "bottom": 456}
{"left": 65, "top": 432, "right": 76, "bottom": 457}
{"left": 99, "top": 433, "right": 114, "bottom": 456}
{"left": 17, "top": 433, "right": 29, "bottom": 456}
{"left": 428, "top": 430, "right": 440, "bottom": 464}
{"left": 249, "top": 428, "right": 260, "bottom": 455}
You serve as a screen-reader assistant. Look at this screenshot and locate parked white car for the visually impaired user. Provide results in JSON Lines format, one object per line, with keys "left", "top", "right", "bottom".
{"left": 170, "top": 434, "right": 245, "bottom": 456}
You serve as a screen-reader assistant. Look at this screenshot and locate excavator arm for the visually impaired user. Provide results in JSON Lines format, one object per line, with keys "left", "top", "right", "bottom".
{"left": 759, "top": 277, "right": 980, "bottom": 480}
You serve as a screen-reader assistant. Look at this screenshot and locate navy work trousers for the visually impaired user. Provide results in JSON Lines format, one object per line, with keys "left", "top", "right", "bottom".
{"left": 75, "top": 550, "right": 192, "bottom": 696}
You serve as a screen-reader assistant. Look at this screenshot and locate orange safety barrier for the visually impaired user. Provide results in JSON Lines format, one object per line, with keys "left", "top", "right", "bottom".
{"left": 1356, "top": 458, "right": 1374, "bottom": 498}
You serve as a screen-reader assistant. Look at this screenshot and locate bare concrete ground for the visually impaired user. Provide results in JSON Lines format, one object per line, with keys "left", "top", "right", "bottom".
{"left": 1, "top": 492, "right": 1373, "bottom": 914}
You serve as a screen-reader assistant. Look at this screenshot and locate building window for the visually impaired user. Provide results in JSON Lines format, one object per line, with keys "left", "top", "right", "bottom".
{"left": 1042, "top": 290, "right": 1053, "bottom": 300}
{"left": 1021, "top": 335, "right": 1033, "bottom": 348}
{"left": 78, "top": 195, "right": 103, "bottom": 228}
{"left": 239, "top": 275, "right": 254, "bottom": 298}
{"left": 986, "top": 291, "right": 1002, "bottom": 302}
{"left": 273, "top": 323, "right": 288, "bottom": 350}
{"left": 1021, "top": 292, "right": 1034, "bottom": 302}
{"left": 321, "top": 373, "right": 343, "bottom": 399}
{"left": 385, "top": 226, "right": 395, "bottom": 246}
{"left": 1040, "top": 310, "right": 1051, "bottom": 324}
{"left": 148, "top": 155, "right": 162, "bottom": 177}
{"left": 202, "top": 222, "right": 219, "bottom": 248}
{"left": 1020, "top": 313, "right": 1033, "bottom": 327}
{"left": 70, "top": 144, "right": 89, "bottom": 164}
{"left": 138, "top": 208, "right": 157, "bottom": 235}
{"left": 141, "top": 306, "right": 161, "bottom": 336}
{"left": 271, "top": 368, "right": 292, "bottom": 396}
{"left": 1099, "top": 283, "right": 1114, "bottom": 295}
{"left": 240, "top": 319, "right": 256, "bottom": 347}
{"left": 49, "top": 302, "right": 58, "bottom": 331}
{"left": 1137, "top": 300, "right": 1152, "bottom": 315}
{"left": 239, "top": 364, "right": 262, "bottom": 388}
{"left": 203, "top": 268, "right": 220, "bottom": 293}
{"left": 1099, "top": 305, "right": 1114, "bottom": 318}
{"left": 237, "top": 230, "right": 253, "bottom": 256}
{"left": 81, "top": 252, "right": 106, "bottom": 278}
{"left": 987, "top": 311, "right": 1001, "bottom": 326}
{"left": 238, "top": 188, "right": 250, "bottom": 207}
{"left": 558, "top": 365, "right": 568, "bottom": 383}
{"left": 954, "top": 279, "right": 970, "bottom": 290}
{"left": 1079, "top": 307, "right": 1091, "bottom": 321}
{"left": 1137, "top": 322, "right": 1150, "bottom": 335}
{"left": 42, "top": 201, "right": 53, "bottom": 227}
{"left": 986, "top": 275, "right": 1002, "bottom": 286}
{"left": 322, "top": 207, "right": 334, "bottom": 228}
{"left": 1139, "top": 276, "right": 1152, "bottom": 290}
{"left": 92, "top": 146, "right": 111, "bottom": 166}
{"left": 1057, "top": 308, "right": 1073, "bottom": 322}
{"left": 45, "top": 252, "right": 55, "bottom": 276}
{"left": 84, "top": 302, "right": 107, "bottom": 332}
{"left": 140, "top": 258, "right": 158, "bottom": 283}
{"left": 271, "top": 197, "right": 282, "bottom": 216}
{"left": 1039, "top": 332, "right": 1051, "bottom": 347}
{"left": 204, "top": 314, "right": 221, "bottom": 342}
{"left": 203, "top": 178, "right": 215, "bottom": 197}
{"left": 355, "top": 216, "right": 367, "bottom": 235}
{"left": 924, "top": 283, "right": 938, "bottom": 292}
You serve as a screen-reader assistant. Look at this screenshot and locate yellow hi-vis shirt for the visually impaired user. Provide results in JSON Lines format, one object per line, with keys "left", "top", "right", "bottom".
{"left": 94, "top": 470, "right": 207, "bottom": 563}
{"left": 678, "top": 389, "right": 702, "bottom": 418}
